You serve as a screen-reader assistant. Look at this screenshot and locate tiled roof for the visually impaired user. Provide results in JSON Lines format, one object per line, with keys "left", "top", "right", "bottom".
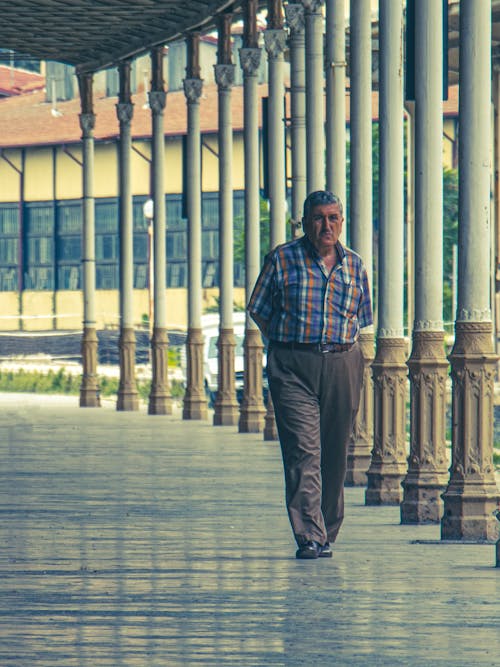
{"left": 0, "top": 81, "right": 459, "bottom": 149}
{"left": 0, "top": 66, "right": 45, "bottom": 97}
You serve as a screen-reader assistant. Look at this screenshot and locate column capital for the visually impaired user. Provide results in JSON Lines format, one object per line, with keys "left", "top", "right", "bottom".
{"left": 239, "top": 47, "right": 262, "bottom": 75}
{"left": 214, "top": 63, "right": 235, "bottom": 89}
{"left": 285, "top": 3, "right": 305, "bottom": 34}
{"left": 457, "top": 307, "right": 492, "bottom": 322}
{"left": 264, "top": 29, "right": 287, "bottom": 58}
{"left": 301, "top": 0, "right": 324, "bottom": 14}
{"left": 79, "top": 112, "right": 95, "bottom": 136}
{"left": 116, "top": 102, "right": 134, "bottom": 124}
{"left": 148, "top": 90, "right": 166, "bottom": 114}
{"left": 183, "top": 77, "right": 203, "bottom": 103}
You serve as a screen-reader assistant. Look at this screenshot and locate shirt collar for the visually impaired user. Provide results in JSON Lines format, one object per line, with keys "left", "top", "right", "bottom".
{"left": 301, "top": 234, "right": 346, "bottom": 264}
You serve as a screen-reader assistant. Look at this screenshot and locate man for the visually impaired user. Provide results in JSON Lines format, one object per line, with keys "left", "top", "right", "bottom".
{"left": 248, "top": 190, "right": 373, "bottom": 559}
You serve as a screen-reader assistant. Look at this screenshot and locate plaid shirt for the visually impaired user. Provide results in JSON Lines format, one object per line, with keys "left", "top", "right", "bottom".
{"left": 248, "top": 236, "right": 373, "bottom": 344}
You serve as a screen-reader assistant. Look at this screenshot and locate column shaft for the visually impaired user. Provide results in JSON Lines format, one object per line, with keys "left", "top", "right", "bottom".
{"left": 285, "top": 3, "right": 306, "bottom": 237}
{"left": 365, "top": 0, "right": 407, "bottom": 505}
{"left": 302, "top": 0, "right": 325, "bottom": 193}
{"left": 325, "top": 0, "right": 346, "bottom": 206}
{"left": 401, "top": 0, "right": 448, "bottom": 524}
{"left": 346, "top": 0, "right": 374, "bottom": 485}
{"left": 442, "top": 0, "right": 499, "bottom": 542}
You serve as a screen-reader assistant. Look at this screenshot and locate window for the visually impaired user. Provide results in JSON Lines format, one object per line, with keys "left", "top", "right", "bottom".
{"left": 0, "top": 205, "right": 18, "bottom": 291}
{"left": 95, "top": 199, "right": 118, "bottom": 289}
{"left": 24, "top": 203, "right": 54, "bottom": 290}
{"left": 56, "top": 202, "right": 82, "bottom": 289}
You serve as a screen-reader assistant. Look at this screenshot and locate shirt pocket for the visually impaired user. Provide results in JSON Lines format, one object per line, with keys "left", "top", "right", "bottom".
{"left": 331, "top": 272, "right": 361, "bottom": 319}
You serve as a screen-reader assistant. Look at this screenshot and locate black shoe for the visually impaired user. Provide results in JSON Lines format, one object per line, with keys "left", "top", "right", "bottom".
{"left": 295, "top": 540, "right": 320, "bottom": 559}
{"left": 318, "top": 542, "right": 332, "bottom": 558}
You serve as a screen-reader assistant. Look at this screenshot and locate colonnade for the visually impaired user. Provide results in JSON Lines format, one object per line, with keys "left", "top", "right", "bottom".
{"left": 76, "top": 0, "right": 498, "bottom": 542}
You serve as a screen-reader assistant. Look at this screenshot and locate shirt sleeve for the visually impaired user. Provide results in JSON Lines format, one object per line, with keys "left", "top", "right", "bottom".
{"left": 247, "top": 250, "right": 276, "bottom": 325}
{"left": 357, "top": 264, "right": 374, "bottom": 329}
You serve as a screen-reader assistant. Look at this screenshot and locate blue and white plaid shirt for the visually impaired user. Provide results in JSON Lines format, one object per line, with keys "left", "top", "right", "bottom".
{"left": 248, "top": 236, "right": 373, "bottom": 344}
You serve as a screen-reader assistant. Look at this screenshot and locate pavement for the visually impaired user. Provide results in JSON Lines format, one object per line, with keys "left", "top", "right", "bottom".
{"left": 0, "top": 393, "right": 499, "bottom": 667}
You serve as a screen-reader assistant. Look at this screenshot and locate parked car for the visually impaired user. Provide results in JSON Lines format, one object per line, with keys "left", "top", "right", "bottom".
{"left": 193, "top": 312, "right": 267, "bottom": 406}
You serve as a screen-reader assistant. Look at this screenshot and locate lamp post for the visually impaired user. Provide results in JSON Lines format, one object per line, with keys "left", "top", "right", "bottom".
{"left": 143, "top": 198, "right": 154, "bottom": 333}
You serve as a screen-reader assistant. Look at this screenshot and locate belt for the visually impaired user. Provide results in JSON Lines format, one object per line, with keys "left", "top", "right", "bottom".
{"left": 270, "top": 340, "right": 354, "bottom": 353}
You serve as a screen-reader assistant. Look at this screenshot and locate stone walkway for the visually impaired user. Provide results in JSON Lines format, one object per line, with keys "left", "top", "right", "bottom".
{"left": 0, "top": 393, "right": 499, "bottom": 667}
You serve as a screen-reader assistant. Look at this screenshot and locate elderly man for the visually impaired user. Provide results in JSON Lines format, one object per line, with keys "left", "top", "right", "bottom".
{"left": 248, "top": 190, "right": 373, "bottom": 559}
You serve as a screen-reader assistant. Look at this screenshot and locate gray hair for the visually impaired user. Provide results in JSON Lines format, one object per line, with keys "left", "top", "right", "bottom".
{"left": 302, "top": 190, "right": 344, "bottom": 220}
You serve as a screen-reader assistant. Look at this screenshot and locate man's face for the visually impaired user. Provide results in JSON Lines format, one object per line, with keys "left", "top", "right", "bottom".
{"left": 303, "top": 202, "right": 343, "bottom": 255}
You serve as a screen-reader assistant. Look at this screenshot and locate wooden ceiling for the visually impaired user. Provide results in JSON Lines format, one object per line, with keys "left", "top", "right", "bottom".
{"left": 0, "top": 0, "right": 241, "bottom": 73}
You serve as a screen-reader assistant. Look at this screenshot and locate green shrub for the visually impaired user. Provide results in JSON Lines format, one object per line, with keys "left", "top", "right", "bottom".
{"left": 0, "top": 368, "right": 185, "bottom": 402}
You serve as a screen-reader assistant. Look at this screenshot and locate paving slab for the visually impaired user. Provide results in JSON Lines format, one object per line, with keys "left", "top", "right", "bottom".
{"left": 0, "top": 393, "right": 499, "bottom": 667}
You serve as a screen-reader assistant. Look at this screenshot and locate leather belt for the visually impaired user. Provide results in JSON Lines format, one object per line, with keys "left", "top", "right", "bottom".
{"left": 271, "top": 340, "right": 354, "bottom": 353}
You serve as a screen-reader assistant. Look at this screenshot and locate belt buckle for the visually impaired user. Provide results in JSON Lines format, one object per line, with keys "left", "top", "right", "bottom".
{"left": 319, "top": 343, "right": 329, "bottom": 353}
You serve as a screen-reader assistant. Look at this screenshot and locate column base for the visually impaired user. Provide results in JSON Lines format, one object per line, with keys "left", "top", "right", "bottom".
{"left": 365, "top": 473, "right": 405, "bottom": 505}
{"left": 400, "top": 474, "right": 446, "bottom": 523}
{"left": 345, "top": 447, "right": 370, "bottom": 486}
{"left": 238, "top": 405, "right": 266, "bottom": 433}
{"left": 80, "top": 326, "right": 100, "bottom": 407}
{"left": 346, "top": 331, "right": 374, "bottom": 486}
{"left": 213, "top": 401, "right": 240, "bottom": 426}
{"left": 263, "top": 393, "right": 278, "bottom": 441}
{"left": 117, "top": 327, "right": 139, "bottom": 412}
{"left": 213, "top": 328, "right": 239, "bottom": 426}
{"left": 183, "top": 328, "right": 208, "bottom": 420}
{"left": 442, "top": 321, "right": 499, "bottom": 541}
{"left": 239, "top": 328, "right": 265, "bottom": 433}
{"left": 148, "top": 327, "right": 172, "bottom": 415}
{"left": 402, "top": 330, "right": 449, "bottom": 523}
{"left": 365, "top": 337, "right": 408, "bottom": 505}
{"left": 441, "top": 482, "right": 500, "bottom": 542}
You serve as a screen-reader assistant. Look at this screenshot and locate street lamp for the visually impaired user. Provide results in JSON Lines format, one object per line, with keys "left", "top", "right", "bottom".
{"left": 143, "top": 198, "right": 154, "bottom": 331}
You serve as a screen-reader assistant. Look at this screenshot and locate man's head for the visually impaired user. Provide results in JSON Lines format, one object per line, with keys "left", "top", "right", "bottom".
{"left": 302, "top": 190, "right": 344, "bottom": 257}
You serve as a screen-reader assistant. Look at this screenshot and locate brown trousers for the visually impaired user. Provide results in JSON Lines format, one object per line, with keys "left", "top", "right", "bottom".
{"left": 267, "top": 343, "right": 364, "bottom": 547}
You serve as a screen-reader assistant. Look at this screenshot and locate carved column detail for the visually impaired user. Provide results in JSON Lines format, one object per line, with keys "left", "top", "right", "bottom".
{"left": 239, "top": 328, "right": 265, "bottom": 432}
{"left": 116, "top": 327, "right": 139, "bottom": 411}
{"left": 365, "top": 337, "right": 408, "bottom": 505}
{"left": 183, "top": 328, "right": 207, "bottom": 420}
{"left": 213, "top": 330, "right": 239, "bottom": 426}
{"left": 149, "top": 327, "right": 172, "bottom": 415}
{"left": 80, "top": 326, "right": 99, "bottom": 407}
{"left": 263, "top": 392, "right": 279, "bottom": 441}
{"left": 401, "top": 331, "right": 449, "bottom": 522}
{"left": 346, "top": 330, "right": 374, "bottom": 485}
{"left": 441, "top": 322, "right": 499, "bottom": 541}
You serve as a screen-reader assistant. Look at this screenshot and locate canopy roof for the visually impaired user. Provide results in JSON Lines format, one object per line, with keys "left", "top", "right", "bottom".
{"left": 0, "top": 0, "right": 241, "bottom": 74}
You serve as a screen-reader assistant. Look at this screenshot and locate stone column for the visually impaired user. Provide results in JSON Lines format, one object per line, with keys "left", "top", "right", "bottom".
{"left": 116, "top": 61, "right": 139, "bottom": 411}
{"left": 77, "top": 73, "right": 100, "bottom": 408}
{"left": 346, "top": 0, "right": 374, "bottom": 486}
{"left": 264, "top": 0, "right": 287, "bottom": 250}
{"left": 239, "top": 0, "right": 265, "bottom": 433}
{"left": 148, "top": 47, "right": 172, "bottom": 415}
{"left": 213, "top": 13, "right": 239, "bottom": 426}
{"left": 441, "top": 0, "right": 499, "bottom": 542}
{"left": 301, "top": 0, "right": 325, "bottom": 193}
{"left": 262, "top": 0, "right": 287, "bottom": 441}
{"left": 285, "top": 3, "right": 306, "bottom": 238}
{"left": 401, "top": 0, "right": 448, "bottom": 524}
{"left": 365, "top": 0, "right": 407, "bottom": 505}
{"left": 325, "top": 0, "right": 346, "bottom": 207}
{"left": 183, "top": 35, "right": 208, "bottom": 421}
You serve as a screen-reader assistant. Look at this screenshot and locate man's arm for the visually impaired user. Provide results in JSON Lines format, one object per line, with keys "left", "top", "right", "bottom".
{"left": 248, "top": 311, "right": 270, "bottom": 338}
